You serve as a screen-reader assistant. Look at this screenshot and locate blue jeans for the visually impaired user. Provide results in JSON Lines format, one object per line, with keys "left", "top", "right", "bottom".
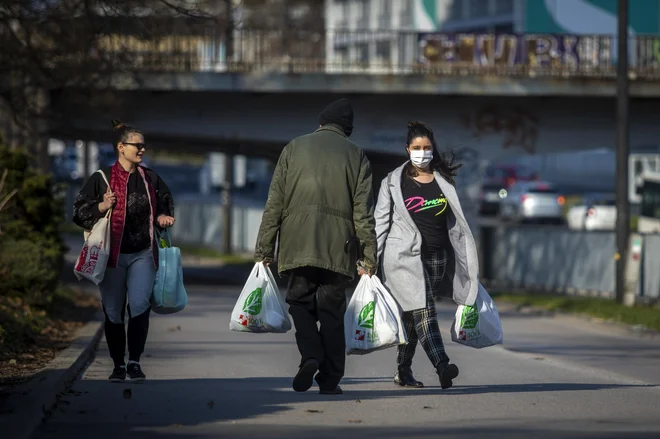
{"left": 99, "top": 248, "right": 156, "bottom": 365}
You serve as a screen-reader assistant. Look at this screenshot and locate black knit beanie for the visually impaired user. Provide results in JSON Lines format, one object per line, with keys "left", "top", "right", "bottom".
{"left": 319, "top": 98, "right": 354, "bottom": 137}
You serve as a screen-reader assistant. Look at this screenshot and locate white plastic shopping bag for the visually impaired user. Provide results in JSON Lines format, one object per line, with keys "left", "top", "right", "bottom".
{"left": 345, "top": 274, "right": 407, "bottom": 355}
{"left": 450, "top": 282, "right": 504, "bottom": 348}
{"left": 230, "top": 262, "right": 292, "bottom": 333}
{"left": 73, "top": 170, "right": 111, "bottom": 285}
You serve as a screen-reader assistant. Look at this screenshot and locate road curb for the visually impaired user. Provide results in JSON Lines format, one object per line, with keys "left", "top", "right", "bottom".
{"left": 4, "top": 311, "right": 104, "bottom": 439}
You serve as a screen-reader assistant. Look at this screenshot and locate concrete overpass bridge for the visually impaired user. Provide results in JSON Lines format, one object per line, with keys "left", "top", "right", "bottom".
{"left": 51, "top": 89, "right": 660, "bottom": 185}
{"left": 49, "top": 28, "right": 660, "bottom": 156}
{"left": 47, "top": 28, "right": 660, "bottom": 210}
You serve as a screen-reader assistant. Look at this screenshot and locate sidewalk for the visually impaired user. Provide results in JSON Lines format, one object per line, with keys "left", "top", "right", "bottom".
{"left": 29, "top": 285, "right": 660, "bottom": 439}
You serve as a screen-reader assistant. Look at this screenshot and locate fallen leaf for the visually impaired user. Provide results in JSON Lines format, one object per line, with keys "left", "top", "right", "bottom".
{"left": 355, "top": 399, "right": 361, "bottom": 403}
{"left": 123, "top": 389, "right": 132, "bottom": 399}
{"left": 208, "top": 400, "right": 215, "bottom": 409}
{"left": 8, "top": 359, "right": 17, "bottom": 365}
{"left": 306, "top": 409, "right": 323, "bottom": 413}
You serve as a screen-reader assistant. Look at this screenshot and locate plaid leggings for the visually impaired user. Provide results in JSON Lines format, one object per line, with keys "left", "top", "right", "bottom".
{"left": 396, "top": 249, "right": 450, "bottom": 369}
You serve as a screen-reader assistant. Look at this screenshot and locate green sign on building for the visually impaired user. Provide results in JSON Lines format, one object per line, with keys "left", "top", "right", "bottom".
{"left": 525, "top": 0, "right": 660, "bottom": 35}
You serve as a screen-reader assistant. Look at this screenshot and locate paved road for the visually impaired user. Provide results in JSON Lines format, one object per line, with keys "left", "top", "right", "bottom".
{"left": 32, "top": 284, "right": 660, "bottom": 439}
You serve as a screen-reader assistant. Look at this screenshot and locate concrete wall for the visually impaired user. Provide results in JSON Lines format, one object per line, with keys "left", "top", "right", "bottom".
{"left": 171, "top": 201, "right": 263, "bottom": 254}
{"left": 482, "top": 226, "right": 660, "bottom": 300}
{"left": 484, "top": 227, "right": 616, "bottom": 296}
{"left": 642, "top": 235, "right": 660, "bottom": 300}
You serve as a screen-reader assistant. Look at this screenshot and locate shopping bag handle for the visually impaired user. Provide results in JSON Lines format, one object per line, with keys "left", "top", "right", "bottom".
{"left": 156, "top": 228, "right": 172, "bottom": 248}
{"left": 97, "top": 170, "right": 112, "bottom": 221}
{"left": 256, "top": 261, "right": 268, "bottom": 279}
{"left": 370, "top": 275, "right": 407, "bottom": 344}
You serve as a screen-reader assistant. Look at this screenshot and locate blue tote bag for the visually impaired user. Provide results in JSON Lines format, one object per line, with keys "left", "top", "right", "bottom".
{"left": 151, "top": 229, "right": 188, "bottom": 314}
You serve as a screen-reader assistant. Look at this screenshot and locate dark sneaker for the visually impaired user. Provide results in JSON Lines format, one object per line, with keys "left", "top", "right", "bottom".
{"left": 437, "top": 363, "right": 459, "bottom": 390}
{"left": 108, "top": 366, "right": 126, "bottom": 383}
{"left": 394, "top": 367, "right": 424, "bottom": 388}
{"left": 127, "top": 363, "right": 146, "bottom": 383}
{"left": 319, "top": 386, "right": 343, "bottom": 395}
{"left": 292, "top": 359, "right": 319, "bottom": 392}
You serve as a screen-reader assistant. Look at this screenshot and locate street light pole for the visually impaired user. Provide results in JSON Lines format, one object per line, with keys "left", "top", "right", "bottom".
{"left": 615, "top": 0, "right": 630, "bottom": 304}
{"left": 222, "top": 153, "right": 234, "bottom": 255}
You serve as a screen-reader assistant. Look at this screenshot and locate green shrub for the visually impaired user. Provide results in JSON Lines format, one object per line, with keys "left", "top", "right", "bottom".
{"left": 0, "top": 145, "right": 66, "bottom": 302}
{"left": 0, "top": 238, "right": 61, "bottom": 304}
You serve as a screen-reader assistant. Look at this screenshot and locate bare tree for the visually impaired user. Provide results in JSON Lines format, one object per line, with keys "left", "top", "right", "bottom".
{"left": 0, "top": 0, "right": 225, "bottom": 169}
{"left": 0, "top": 0, "right": 324, "bottom": 169}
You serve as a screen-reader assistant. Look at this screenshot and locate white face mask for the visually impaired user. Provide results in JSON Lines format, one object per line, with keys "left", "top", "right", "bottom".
{"left": 409, "top": 150, "right": 433, "bottom": 168}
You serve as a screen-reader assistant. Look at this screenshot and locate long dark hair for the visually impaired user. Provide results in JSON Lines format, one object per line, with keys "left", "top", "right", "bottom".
{"left": 404, "top": 121, "right": 462, "bottom": 186}
{"left": 111, "top": 119, "right": 142, "bottom": 155}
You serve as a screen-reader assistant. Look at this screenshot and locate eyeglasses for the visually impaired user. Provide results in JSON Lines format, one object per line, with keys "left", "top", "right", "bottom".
{"left": 123, "top": 142, "right": 147, "bottom": 150}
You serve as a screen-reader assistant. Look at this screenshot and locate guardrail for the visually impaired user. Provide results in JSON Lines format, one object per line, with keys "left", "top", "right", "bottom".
{"left": 89, "top": 28, "right": 660, "bottom": 79}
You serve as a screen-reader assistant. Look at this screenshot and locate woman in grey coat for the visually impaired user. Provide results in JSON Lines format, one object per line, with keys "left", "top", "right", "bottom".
{"left": 374, "top": 121, "right": 479, "bottom": 389}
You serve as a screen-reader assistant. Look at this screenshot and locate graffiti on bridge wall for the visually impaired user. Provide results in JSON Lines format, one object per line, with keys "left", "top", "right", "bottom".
{"left": 459, "top": 106, "right": 539, "bottom": 154}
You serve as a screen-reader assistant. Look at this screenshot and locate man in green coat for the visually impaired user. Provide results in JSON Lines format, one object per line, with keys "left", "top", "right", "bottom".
{"left": 255, "top": 98, "right": 377, "bottom": 395}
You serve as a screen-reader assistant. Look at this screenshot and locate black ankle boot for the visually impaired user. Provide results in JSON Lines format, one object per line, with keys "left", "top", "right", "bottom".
{"left": 436, "top": 362, "right": 459, "bottom": 389}
{"left": 394, "top": 366, "right": 424, "bottom": 388}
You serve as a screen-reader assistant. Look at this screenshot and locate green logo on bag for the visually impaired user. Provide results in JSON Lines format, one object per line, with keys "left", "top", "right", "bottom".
{"left": 460, "top": 305, "right": 479, "bottom": 329}
{"left": 243, "top": 288, "right": 263, "bottom": 315}
{"left": 355, "top": 301, "right": 379, "bottom": 343}
{"left": 357, "top": 301, "right": 375, "bottom": 329}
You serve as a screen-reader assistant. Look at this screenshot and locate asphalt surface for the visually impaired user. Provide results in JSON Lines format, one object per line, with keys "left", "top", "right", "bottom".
{"left": 32, "top": 283, "right": 660, "bottom": 439}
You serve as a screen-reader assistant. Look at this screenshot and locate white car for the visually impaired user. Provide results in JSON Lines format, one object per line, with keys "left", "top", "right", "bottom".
{"left": 499, "top": 181, "right": 565, "bottom": 224}
{"left": 566, "top": 195, "right": 617, "bottom": 231}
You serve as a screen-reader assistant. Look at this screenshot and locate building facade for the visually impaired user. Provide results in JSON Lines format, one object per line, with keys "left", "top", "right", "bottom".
{"left": 323, "top": 0, "right": 521, "bottom": 72}
{"left": 323, "top": 0, "right": 660, "bottom": 72}
{"left": 324, "top": 0, "right": 519, "bottom": 32}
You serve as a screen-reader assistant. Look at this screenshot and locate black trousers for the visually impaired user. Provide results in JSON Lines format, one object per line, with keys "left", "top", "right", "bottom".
{"left": 286, "top": 266, "right": 350, "bottom": 391}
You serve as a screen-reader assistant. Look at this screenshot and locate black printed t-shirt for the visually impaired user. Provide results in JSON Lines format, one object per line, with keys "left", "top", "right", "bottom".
{"left": 401, "top": 176, "right": 451, "bottom": 253}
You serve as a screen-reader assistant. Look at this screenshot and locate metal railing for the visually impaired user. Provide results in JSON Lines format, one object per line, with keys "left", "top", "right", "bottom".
{"left": 90, "top": 29, "right": 660, "bottom": 79}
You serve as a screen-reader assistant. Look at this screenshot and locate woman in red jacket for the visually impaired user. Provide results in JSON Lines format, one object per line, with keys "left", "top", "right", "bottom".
{"left": 73, "top": 120, "right": 175, "bottom": 383}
